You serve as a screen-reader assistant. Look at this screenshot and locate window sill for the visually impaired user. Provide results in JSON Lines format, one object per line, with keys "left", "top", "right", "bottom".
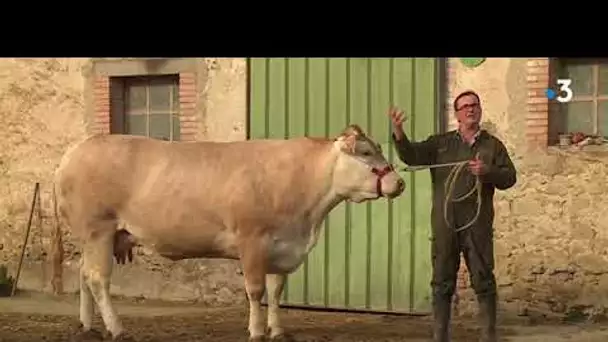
{"left": 547, "top": 144, "right": 608, "bottom": 159}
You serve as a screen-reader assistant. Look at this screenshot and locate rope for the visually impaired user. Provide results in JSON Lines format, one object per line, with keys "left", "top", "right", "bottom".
{"left": 401, "top": 160, "right": 482, "bottom": 232}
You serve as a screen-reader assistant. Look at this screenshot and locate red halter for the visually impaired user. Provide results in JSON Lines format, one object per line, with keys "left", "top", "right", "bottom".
{"left": 371, "top": 165, "right": 394, "bottom": 198}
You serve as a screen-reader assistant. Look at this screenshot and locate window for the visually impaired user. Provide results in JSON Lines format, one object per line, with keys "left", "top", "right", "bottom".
{"left": 552, "top": 59, "right": 608, "bottom": 140}
{"left": 111, "top": 74, "right": 181, "bottom": 141}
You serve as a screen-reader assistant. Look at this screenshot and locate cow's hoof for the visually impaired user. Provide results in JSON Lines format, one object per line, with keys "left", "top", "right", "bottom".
{"left": 249, "top": 336, "right": 267, "bottom": 342}
{"left": 270, "top": 333, "right": 295, "bottom": 342}
{"left": 69, "top": 323, "right": 104, "bottom": 342}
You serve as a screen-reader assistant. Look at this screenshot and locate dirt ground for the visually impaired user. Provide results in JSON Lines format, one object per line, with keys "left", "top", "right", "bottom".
{"left": 1, "top": 292, "right": 608, "bottom": 342}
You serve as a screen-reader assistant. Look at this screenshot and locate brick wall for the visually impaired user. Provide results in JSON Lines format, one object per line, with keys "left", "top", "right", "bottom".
{"left": 91, "top": 72, "right": 200, "bottom": 141}
{"left": 93, "top": 76, "right": 111, "bottom": 134}
{"left": 526, "top": 58, "right": 551, "bottom": 150}
{"left": 178, "top": 72, "right": 198, "bottom": 142}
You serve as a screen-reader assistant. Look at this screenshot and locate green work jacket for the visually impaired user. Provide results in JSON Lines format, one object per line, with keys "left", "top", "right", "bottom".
{"left": 392, "top": 130, "right": 517, "bottom": 234}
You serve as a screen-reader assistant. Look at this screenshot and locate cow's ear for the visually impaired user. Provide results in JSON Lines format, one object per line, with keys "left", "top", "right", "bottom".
{"left": 340, "top": 124, "right": 365, "bottom": 137}
{"left": 336, "top": 134, "right": 357, "bottom": 154}
{"left": 336, "top": 124, "right": 365, "bottom": 154}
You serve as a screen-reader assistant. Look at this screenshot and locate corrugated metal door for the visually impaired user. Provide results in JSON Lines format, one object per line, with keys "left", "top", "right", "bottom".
{"left": 248, "top": 58, "right": 438, "bottom": 314}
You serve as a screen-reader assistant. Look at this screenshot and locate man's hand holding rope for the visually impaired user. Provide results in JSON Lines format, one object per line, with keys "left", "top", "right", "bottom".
{"left": 468, "top": 153, "right": 488, "bottom": 177}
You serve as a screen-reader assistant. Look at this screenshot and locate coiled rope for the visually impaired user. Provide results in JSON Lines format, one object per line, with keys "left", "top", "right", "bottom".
{"left": 401, "top": 160, "right": 482, "bottom": 232}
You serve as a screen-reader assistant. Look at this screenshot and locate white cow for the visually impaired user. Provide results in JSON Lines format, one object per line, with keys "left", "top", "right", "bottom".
{"left": 52, "top": 124, "right": 405, "bottom": 341}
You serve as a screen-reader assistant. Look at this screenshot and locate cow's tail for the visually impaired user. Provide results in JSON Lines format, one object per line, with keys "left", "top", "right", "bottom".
{"left": 50, "top": 181, "right": 64, "bottom": 295}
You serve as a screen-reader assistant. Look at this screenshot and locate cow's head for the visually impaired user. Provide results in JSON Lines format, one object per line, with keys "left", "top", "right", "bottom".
{"left": 332, "top": 124, "right": 405, "bottom": 203}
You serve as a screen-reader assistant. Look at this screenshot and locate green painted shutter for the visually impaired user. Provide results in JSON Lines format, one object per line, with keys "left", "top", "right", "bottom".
{"left": 248, "top": 58, "right": 438, "bottom": 314}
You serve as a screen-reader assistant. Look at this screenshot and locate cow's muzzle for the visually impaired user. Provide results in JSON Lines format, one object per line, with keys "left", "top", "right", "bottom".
{"left": 371, "top": 165, "right": 404, "bottom": 198}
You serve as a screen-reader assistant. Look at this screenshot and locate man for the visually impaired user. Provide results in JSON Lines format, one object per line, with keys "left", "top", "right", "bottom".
{"left": 389, "top": 90, "right": 517, "bottom": 342}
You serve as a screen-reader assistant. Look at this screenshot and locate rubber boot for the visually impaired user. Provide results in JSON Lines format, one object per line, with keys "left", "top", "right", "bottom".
{"left": 477, "top": 293, "right": 497, "bottom": 342}
{"left": 432, "top": 294, "right": 452, "bottom": 342}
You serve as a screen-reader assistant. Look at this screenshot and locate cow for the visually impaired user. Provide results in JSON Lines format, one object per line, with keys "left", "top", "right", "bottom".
{"left": 52, "top": 124, "right": 406, "bottom": 341}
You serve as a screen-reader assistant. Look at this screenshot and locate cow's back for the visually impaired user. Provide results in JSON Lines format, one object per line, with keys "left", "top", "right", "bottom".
{"left": 56, "top": 134, "right": 335, "bottom": 244}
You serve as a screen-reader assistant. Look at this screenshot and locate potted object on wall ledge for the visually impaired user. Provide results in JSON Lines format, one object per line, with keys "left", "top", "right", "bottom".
{"left": 558, "top": 133, "right": 572, "bottom": 147}
{"left": 562, "top": 132, "right": 608, "bottom": 149}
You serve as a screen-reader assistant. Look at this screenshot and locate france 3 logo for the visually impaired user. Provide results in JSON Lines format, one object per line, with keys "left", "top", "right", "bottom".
{"left": 545, "top": 79, "right": 573, "bottom": 103}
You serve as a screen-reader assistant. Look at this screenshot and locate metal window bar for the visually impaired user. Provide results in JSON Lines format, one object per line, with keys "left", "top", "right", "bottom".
{"left": 565, "top": 62, "right": 608, "bottom": 136}
{"left": 125, "top": 76, "right": 180, "bottom": 141}
{"left": 146, "top": 82, "right": 150, "bottom": 137}
{"left": 169, "top": 81, "right": 174, "bottom": 141}
{"left": 593, "top": 64, "right": 598, "bottom": 135}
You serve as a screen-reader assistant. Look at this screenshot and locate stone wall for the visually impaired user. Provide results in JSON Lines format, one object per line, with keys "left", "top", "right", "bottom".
{"left": 0, "top": 58, "right": 248, "bottom": 305}
{"left": 447, "top": 58, "right": 608, "bottom": 320}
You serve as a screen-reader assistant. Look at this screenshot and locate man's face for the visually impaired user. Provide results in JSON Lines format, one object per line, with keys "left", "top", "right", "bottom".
{"left": 455, "top": 94, "right": 482, "bottom": 127}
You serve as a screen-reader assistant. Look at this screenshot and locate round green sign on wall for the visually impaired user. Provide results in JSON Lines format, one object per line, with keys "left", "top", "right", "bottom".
{"left": 460, "top": 58, "right": 486, "bottom": 68}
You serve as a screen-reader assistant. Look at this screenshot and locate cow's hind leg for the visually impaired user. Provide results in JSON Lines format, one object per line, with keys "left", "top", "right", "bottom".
{"left": 266, "top": 273, "right": 293, "bottom": 341}
{"left": 80, "top": 222, "right": 131, "bottom": 341}
{"left": 70, "top": 257, "right": 106, "bottom": 342}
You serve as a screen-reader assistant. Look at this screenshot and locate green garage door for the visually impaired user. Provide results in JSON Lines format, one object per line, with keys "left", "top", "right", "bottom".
{"left": 248, "top": 58, "right": 438, "bottom": 314}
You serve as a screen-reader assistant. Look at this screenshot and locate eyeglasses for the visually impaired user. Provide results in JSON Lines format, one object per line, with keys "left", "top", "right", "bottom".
{"left": 456, "top": 103, "right": 480, "bottom": 111}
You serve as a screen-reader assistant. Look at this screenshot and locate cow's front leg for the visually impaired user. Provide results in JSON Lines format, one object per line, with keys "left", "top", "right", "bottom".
{"left": 266, "top": 273, "right": 291, "bottom": 341}
{"left": 241, "top": 244, "right": 268, "bottom": 341}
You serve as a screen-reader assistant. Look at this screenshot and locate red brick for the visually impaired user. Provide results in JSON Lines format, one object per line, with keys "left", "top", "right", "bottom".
{"left": 94, "top": 109, "right": 110, "bottom": 116}
{"left": 527, "top": 123, "right": 549, "bottom": 131}
{"left": 179, "top": 88, "right": 197, "bottom": 98}
{"left": 526, "top": 118, "right": 548, "bottom": 127}
{"left": 529, "top": 103, "right": 549, "bottom": 112}
{"left": 527, "top": 112, "right": 548, "bottom": 121}
{"left": 94, "top": 117, "right": 110, "bottom": 124}
{"left": 527, "top": 97, "right": 549, "bottom": 105}
{"left": 180, "top": 121, "right": 199, "bottom": 129}
{"left": 528, "top": 81, "right": 551, "bottom": 90}
{"left": 179, "top": 115, "right": 197, "bottom": 123}
{"left": 527, "top": 74, "right": 550, "bottom": 83}
{"left": 179, "top": 97, "right": 197, "bottom": 105}
{"left": 527, "top": 89, "right": 545, "bottom": 97}
{"left": 179, "top": 83, "right": 195, "bottom": 90}
{"left": 179, "top": 93, "right": 197, "bottom": 102}
{"left": 527, "top": 125, "right": 549, "bottom": 135}
{"left": 179, "top": 75, "right": 196, "bottom": 84}
{"left": 94, "top": 85, "right": 109, "bottom": 93}
{"left": 180, "top": 102, "right": 196, "bottom": 110}
{"left": 95, "top": 107, "right": 111, "bottom": 114}
{"left": 527, "top": 59, "right": 549, "bottom": 67}
{"left": 94, "top": 102, "right": 110, "bottom": 109}
{"left": 94, "top": 79, "right": 110, "bottom": 88}
{"left": 528, "top": 67, "right": 550, "bottom": 76}
{"left": 94, "top": 84, "right": 109, "bottom": 92}
{"left": 179, "top": 79, "right": 196, "bottom": 87}
{"left": 527, "top": 138, "right": 548, "bottom": 147}
{"left": 94, "top": 98, "right": 110, "bottom": 106}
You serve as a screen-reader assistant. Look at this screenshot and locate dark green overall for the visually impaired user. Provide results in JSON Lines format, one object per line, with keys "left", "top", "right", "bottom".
{"left": 393, "top": 130, "right": 517, "bottom": 341}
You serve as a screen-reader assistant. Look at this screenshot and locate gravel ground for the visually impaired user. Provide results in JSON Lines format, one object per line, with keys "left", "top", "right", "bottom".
{"left": 1, "top": 292, "right": 608, "bottom": 341}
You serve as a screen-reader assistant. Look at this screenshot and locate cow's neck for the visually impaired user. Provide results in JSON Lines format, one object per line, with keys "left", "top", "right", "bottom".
{"left": 309, "top": 189, "right": 343, "bottom": 226}
{"left": 299, "top": 147, "right": 346, "bottom": 252}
